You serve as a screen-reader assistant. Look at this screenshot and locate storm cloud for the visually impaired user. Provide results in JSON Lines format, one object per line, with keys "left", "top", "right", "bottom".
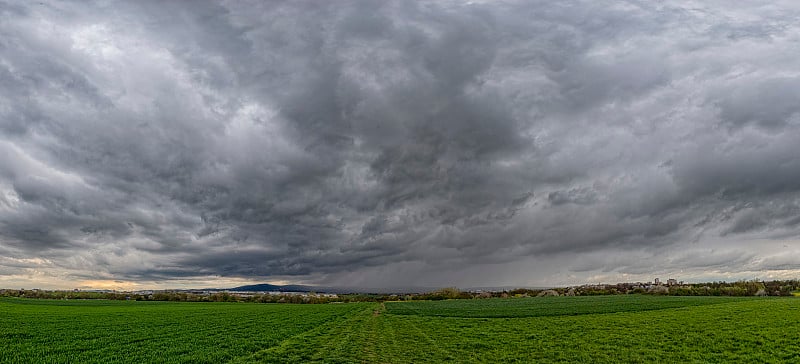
{"left": 2, "top": 0, "right": 800, "bottom": 289}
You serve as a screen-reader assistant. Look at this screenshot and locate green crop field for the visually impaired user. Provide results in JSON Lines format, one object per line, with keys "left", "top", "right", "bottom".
{"left": 2, "top": 296, "right": 799, "bottom": 363}
{"left": 384, "top": 295, "right": 754, "bottom": 318}
{"left": 0, "top": 298, "right": 369, "bottom": 363}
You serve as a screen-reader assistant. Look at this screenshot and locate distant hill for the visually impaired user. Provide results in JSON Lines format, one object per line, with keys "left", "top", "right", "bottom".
{"left": 222, "top": 284, "right": 478, "bottom": 294}
{"left": 228, "top": 283, "right": 314, "bottom": 292}
{"left": 222, "top": 284, "right": 438, "bottom": 294}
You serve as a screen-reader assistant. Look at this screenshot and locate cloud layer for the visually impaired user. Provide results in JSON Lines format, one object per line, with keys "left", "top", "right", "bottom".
{"left": 2, "top": 0, "right": 800, "bottom": 289}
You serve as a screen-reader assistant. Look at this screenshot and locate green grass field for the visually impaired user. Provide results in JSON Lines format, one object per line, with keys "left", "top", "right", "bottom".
{"left": 2, "top": 296, "right": 799, "bottom": 363}
{"left": 384, "top": 295, "right": 754, "bottom": 318}
{"left": 0, "top": 298, "right": 369, "bottom": 363}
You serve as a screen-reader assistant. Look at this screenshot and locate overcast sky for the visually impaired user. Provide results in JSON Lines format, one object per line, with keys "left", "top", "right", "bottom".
{"left": 2, "top": 0, "right": 800, "bottom": 290}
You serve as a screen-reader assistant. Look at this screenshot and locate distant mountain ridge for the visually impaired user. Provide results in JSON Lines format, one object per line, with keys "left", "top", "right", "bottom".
{"left": 227, "top": 283, "right": 314, "bottom": 292}
{"left": 222, "top": 283, "right": 435, "bottom": 294}
{"left": 221, "top": 284, "right": 531, "bottom": 294}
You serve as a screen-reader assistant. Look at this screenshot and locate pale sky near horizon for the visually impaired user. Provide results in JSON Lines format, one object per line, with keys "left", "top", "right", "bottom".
{"left": 2, "top": 0, "right": 800, "bottom": 291}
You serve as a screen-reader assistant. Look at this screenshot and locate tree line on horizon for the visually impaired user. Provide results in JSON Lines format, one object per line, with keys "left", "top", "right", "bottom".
{"left": 1, "top": 279, "right": 797, "bottom": 303}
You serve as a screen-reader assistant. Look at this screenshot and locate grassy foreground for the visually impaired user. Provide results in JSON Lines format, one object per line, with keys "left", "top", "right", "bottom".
{"left": 2, "top": 296, "right": 799, "bottom": 363}
{"left": 0, "top": 298, "right": 368, "bottom": 363}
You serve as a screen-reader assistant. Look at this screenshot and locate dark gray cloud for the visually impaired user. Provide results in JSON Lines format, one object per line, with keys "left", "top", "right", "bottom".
{"left": 2, "top": 0, "right": 800, "bottom": 289}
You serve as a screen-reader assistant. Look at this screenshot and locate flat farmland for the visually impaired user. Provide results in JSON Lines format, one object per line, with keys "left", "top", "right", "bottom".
{"left": 0, "top": 298, "right": 368, "bottom": 363}
{"left": 3, "top": 296, "right": 799, "bottom": 363}
{"left": 384, "top": 295, "right": 754, "bottom": 318}
{"left": 242, "top": 296, "right": 800, "bottom": 363}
